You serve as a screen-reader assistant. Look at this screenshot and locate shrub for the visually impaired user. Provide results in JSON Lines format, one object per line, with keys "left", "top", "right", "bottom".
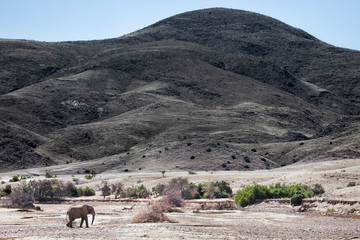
{"left": 132, "top": 200, "right": 177, "bottom": 223}
{"left": 235, "top": 183, "right": 318, "bottom": 207}
{"left": 122, "top": 185, "right": 151, "bottom": 199}
{"left": 244, "top": 156, "right": 251, "bottom": 163}
{"left": 111, "top": 182, "right": 124, "bottom": 199}
{"left": 9, "top": 175, "right": 19, "bottom": 182}
{"left": 137, "top": 184, "right": 151, "bottom": 198}
{"left": 9, "top": 179, "right": 95, "bottom": 202}
{"left": 312, "top": 184, "right": 325, "bottom": 195}
{"left": 100, "top": 181, "right": 111, "bottom": 198}
{"left": 290, "top": 193, "right": 304, "bottom": 206}
{"left": 235, "top": 184, "right": 268, "bottom": 207}
{"left": 195, "top": 183, "right": 207, "bottom": 199}
{"left": 10, "top": 189, "right": 34, "bottom": 208}
{"left": 204, "top": 182, "right": 217, "bottom": 199}
{"left": 214, "top": 180, "right": 232, "bottom": 198}
{"left": 152, "top": 183, "right": 166, "bottom": 196}
{"left": 167, "top": 177, "right": 196, "bottom": 200}
{"left": 85, "top": 175, "right": 93, "bottom": 180}
{"left": 347, "top": 182, "right": 356, "bottom": 187}
{"left": 45, "top": 172, "right": 56, "bottom": 178}
{"left": 30, "top": 179, "right": 66, "bottom": 200}
{"left": 83, "top": 186, "right": 96, "bottom": 196}
{"left": 165, "top": 188, "right": 184, "bottom": 207}
{"left": 75, "top": 187, "right": 83, "bottom": 197}
{"left": 72, "top": 178, "right": 79, "bottom": 184}
{"left": 1, "top": 185, "right": 12, "bottom": 195}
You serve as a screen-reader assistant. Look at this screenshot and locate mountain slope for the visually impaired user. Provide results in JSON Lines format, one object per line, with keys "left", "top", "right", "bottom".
{"left": 1, "top": 8, "right": 359, "bottom": 173}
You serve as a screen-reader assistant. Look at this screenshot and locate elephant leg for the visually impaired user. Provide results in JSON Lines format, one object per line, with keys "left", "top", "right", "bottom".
{"left": 85, "top": 216, "right": 89, "bottom": 228}
{"left": 80, "top": 217, "right": 84, "bottom": 227}
{"left": 67, "top": 220, "right": 74, "bottom": 228}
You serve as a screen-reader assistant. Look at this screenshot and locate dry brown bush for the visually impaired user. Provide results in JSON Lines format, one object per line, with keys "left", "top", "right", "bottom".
{"left": 132, "top": 199, "right": 178, "bottom": 223}
{"left": 164, "top": 188, "right": 185, "bottom": 207}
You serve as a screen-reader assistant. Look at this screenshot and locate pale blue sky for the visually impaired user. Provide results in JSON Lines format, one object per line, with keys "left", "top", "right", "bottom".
{"left": 1, "top": 0, "right": 359, "bottom": 50}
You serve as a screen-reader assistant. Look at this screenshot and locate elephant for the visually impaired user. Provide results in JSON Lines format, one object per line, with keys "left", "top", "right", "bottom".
{"left": 66, "top": 204, "right": 95, "bottom": 228}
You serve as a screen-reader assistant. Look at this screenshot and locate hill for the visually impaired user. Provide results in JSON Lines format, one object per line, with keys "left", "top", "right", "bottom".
{"left": 1, "top": 8, "right": 360, "bottom": 173}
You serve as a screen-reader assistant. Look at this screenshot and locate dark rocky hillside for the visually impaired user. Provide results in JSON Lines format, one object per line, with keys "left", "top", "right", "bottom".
{"left": 1, "top": 8, "right": 360, "bottom": 173}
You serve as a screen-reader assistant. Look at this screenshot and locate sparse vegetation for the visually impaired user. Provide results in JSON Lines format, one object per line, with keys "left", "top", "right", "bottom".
{"left": 8, "top": 179, "right": 95, "bottom": 207}
{"left": 151, "top": 178, "right": 232, "bottom": 200}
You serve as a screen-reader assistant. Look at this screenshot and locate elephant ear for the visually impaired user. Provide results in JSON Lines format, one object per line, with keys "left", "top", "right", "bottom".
{"left": 82, "top": 205, "right": 89, "bottom": 214}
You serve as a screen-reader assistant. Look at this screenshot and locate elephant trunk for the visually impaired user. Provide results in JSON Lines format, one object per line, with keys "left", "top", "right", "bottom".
{"left": 91, "top": 212, "right": 95, "bottom": 225}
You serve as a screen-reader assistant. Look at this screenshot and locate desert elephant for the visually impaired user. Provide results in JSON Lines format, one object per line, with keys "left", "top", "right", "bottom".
{"left": 66, "top": 204, "right": 95, "bottom": 228}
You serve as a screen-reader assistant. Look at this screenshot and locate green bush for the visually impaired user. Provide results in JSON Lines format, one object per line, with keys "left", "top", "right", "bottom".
{"left": 45, "top": 172, "right": 56, "bottom": 178}
{"left": 290, "top": 193, "right": 304, "bottom": 206}
{"left": 9, "top": 175, "right": 19, "bottom": 182}
{"left": 83, "top": 186, "right": 96, "bottom": 196}
{"left": 214, "top": 181, "right": 233, "bottom": 197}
{"left": 72, "top": 186, "right": 96, "bottom": 197}
{"left": 1, "top": 185, "right": 12, "bottom": 195}
{"left": 85, "top": 175, "right": 93, "bottom": 180}
{"left": 235, "top": 184, "right": 268, "bottom": 207}
{"left": 235, "top": 183, "right": 322, "bottom": 207}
